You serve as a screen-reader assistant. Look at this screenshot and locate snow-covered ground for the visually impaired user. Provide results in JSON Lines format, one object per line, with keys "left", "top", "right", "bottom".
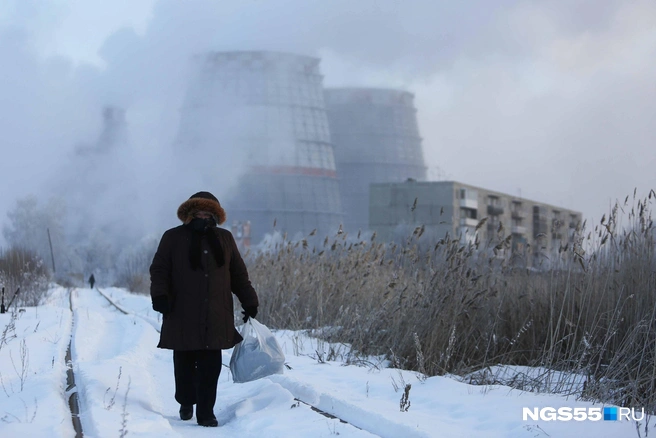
{"left": 0, "top": 286, "right": 648, "bottom": 437}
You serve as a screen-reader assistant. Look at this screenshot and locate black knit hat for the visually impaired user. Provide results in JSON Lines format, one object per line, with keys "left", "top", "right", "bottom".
{"left": 177, "top": 191, "right": 227, "bottom": 224}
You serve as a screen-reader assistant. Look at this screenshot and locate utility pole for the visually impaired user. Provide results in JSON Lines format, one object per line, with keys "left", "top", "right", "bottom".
{"left": 47, "top": 228, "right": 56, "bottom": 273}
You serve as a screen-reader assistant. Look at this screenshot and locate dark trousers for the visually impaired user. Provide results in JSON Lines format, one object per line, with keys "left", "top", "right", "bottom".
{"left": 173, "top": 350, "right": 222, "bottom": 421}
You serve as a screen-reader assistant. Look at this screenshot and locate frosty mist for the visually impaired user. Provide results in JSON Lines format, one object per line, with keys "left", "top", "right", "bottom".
{"left": 1, "top": 0, "right": 655, "bottom": 271}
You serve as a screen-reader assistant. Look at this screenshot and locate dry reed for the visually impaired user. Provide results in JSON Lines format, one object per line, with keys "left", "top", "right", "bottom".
{"left": 247, "top": 190, "right": 656, "bottom": 410}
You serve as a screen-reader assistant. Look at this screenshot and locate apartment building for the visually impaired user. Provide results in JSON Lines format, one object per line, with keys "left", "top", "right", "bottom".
{"left": 369, "top": 180, "right": 582, "bottom": 266}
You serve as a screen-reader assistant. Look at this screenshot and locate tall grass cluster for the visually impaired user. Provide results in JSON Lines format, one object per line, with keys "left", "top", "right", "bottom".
{"left": 0, "top": 247, "right": 50, "bottom": 307}
{"left": 248, "top": 191, "right": 656, "bottom": 410}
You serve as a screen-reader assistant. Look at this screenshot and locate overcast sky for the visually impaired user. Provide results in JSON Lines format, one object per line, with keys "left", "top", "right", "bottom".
{"left": 0, "top": 0, "right": 654, "bottom": 246}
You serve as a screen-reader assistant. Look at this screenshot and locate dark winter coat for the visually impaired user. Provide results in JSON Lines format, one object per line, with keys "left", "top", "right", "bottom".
{"left": 150, "top": 224, "right": 259, "bottom": 351}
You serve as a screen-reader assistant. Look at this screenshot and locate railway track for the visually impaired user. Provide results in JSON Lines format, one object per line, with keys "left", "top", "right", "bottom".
{"left": 65, "top": 288, "right": 83, "bottom": 438}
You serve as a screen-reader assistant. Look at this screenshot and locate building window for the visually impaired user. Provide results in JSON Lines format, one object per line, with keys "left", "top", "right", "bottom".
{"left": 460, "top": 188, "right": 477, "bottom": 201}
{"left": 569, "top": 214, "right": 579, "bottom": 228}
{"left": 511, "top": 201, "right": 522, "bottom": 214}
{"left": 460, "top": 208, "right": 477, "bottom": 219}
{"left": 552, "top": 210, "right": 563, "bottom": 230}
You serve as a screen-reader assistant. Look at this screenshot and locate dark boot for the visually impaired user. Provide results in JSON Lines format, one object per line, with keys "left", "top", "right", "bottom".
{"left": 179, "top": 405, "right": 193, "bottom": 421}
{"left": 198, "top": 417, "right": 218, "bottom": 427}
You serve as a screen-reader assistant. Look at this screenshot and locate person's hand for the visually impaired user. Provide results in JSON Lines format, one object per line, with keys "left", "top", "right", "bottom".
{"left": 152, "top": 295, "right": 170, "bottom": 315}
{"left": 242, "top": 305, "right": 258, "bottom": 323}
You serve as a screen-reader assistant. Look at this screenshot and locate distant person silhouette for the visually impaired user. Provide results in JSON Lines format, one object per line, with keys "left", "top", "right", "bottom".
{"left": 88, "top": 274, "right": 95, "bottom": 289}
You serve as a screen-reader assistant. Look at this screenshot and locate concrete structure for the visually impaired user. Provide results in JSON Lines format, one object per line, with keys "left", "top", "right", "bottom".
{"left": 74, "top": 106, "right": 127, "bottom": 156}
{"left": 176, "top": 51, "right": 343, "bottom": 242}
{"left": 97, "top": 106, "right": 127, "bottom": 152}
{"left": 370, "top": 180, "right": 582, "bottom": 266}
{"left": 325, "top": 88, "right": 427, "bottom": 233}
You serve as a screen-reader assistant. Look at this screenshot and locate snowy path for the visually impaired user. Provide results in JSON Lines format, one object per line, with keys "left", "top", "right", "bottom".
{"left": 72, "top": 288, "right": 375, "bottom": 437}
{"left": 71, "top": 289, "right": 173, "bottom": 437}
{"left": 0, "top": 286, "right": 645, "bottom": 437}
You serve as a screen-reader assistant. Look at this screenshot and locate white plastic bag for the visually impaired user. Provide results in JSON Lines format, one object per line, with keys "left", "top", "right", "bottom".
{"left": 230, "top": 318, "right": 285, "bottom": 383}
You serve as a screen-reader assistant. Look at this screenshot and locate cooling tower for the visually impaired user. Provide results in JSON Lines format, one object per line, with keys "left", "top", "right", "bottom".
{"left": 176, "top": 51, "right": 343, "bottom": 243}
{"left": 325, "top": 88, "right": 428, "bottom": 233}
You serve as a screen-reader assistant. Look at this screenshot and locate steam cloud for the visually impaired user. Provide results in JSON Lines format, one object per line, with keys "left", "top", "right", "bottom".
{"left": 1, "top": 0, "right": 654, "bottom": 259}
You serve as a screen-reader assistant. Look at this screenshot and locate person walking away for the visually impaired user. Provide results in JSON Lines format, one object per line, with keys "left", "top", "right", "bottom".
{"left": 88, "top": 274, "right": 95, "bottom": 289}
{"left": 149, "top": 191, "right": 259, "bottom": 427}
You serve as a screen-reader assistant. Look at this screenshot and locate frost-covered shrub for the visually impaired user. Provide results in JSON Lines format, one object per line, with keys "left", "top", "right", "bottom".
{"left": 0, "top": 247, "right": 51, "bottom": 307}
